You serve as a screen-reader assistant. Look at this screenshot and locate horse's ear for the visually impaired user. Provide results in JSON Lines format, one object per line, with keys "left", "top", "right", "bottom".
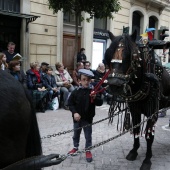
{"left": 108, "top": 31, "right": 115, "bottom": 41}
{"left": 130, "top": 29, "right": 137, "bottom": 42}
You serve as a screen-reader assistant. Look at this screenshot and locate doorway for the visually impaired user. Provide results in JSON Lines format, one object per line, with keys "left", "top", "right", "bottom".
{"left": 63, "top": 34, "right": 80, "bottom": 73}
{"left": 0, "top": 15, "right": 21, "bottom": 52}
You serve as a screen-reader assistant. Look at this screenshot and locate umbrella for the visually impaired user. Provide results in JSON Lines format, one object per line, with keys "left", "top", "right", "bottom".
{"left": 146, "top": 28, "right": 156, "bottom": 32}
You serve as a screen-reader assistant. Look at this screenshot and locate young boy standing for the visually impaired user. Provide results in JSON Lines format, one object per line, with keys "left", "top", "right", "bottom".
{"left": 68, "top": 69, "right": 103, "bottom": 162}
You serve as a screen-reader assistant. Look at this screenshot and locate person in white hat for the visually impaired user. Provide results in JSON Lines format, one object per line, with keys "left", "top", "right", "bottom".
{"left": 67, "top": 69, "right": 103, "bottom": 162}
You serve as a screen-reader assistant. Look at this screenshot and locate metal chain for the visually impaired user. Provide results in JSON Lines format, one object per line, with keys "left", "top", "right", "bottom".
{"left": 41, "top": 106, "right": 170, "bottom": 140}
{"left": 41, "top": 108, "right": 127, "bottom": 139}
{"left": 61, "top": 109, "right": 162, "bottom": 161}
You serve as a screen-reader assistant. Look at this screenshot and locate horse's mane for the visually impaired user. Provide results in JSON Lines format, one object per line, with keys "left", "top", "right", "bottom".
{"left": 104, "top": 34, "right": 136, "bottom": 66}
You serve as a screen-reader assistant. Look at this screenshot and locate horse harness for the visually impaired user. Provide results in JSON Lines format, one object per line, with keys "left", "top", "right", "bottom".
{"left": 109, "top": 42, "right": 164, "bottom": 103}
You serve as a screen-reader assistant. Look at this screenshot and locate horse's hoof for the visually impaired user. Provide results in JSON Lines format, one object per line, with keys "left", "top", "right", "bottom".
{"left": 140, "top": 160, "right": 152, "bottom": 170}
{"left": 126, "top": 150, "right": 138, "bottom": 161}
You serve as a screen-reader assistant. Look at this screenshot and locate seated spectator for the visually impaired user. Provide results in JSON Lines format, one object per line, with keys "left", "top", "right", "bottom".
{"left": 43, "top": 66, "right": 60, "bottom": 108}
{"left": 93, "top": 63, "right": 107, "bottom": 84}
{"left": 0, "top": 52, "right": 8, "bottom": 70}
{"left": 93, "top": 63, "right": 112, "bottom": 100}
{"left": 77, "top": 48, "right": 87, "bottom": 63}
{"left": 40, "top": 62, "right": 49, "bottom": 76}
{"left": 84, "top": 61, "right": 92, "bottom": 71}
{"left": 54, "top": 62, "right": 74, "bottom": 110}
{"left": 26, "top": 62, "right": 48, "bottom": 113}
{"left": 7, "top": 60, "right": 27, "bottom": 88}
{"left": 72, "top": 62, "right": 84, "bottom": 87}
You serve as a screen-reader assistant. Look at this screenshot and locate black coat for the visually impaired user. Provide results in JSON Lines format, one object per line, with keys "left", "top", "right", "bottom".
{"left": 77, "top": 53, "right": 87, "bottom": 62}
{"left": 68, "top": 88, "right": 103, "bottom": 123}
{"left": 6, "top": 69, "right": 27, "bottom": 88}
{"left": 43, "top": 74, "right": 57, "bottom": 90}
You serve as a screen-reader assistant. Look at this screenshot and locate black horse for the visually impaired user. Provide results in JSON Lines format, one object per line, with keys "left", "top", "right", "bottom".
{"left": 104, "top": 31, "right": 170, "bottom": 170}
{"left": 0, "top": 70, "right": 62, "bottom": 169}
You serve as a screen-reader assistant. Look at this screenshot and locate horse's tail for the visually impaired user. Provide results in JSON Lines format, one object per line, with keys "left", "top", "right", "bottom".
{"left": 25, "top": 88, "right": 42, "bottom": 157}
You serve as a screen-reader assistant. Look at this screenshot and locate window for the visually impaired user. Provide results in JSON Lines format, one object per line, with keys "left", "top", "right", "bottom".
{"left": 132, "top": 11, "right": 141, "bottom": 36}
{"left": 0, "top": 0, "right": 20, "bottom": 12}
{"left": 149, "top": 16, "right": 156, "bottom": 38}
{"left": 63, "top": 12, "right": 81, "bottom": 25}
{"left": 94, "top": 17, "right": 107, "bottom": 30}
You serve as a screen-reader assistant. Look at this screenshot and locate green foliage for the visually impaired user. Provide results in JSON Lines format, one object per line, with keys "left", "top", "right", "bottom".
{"left": 48, "top": 0, "right": 121, "bottom": 20}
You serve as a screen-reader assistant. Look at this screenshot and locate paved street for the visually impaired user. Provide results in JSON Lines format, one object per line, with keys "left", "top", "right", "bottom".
{"left": 37, "top": 103, "right": 170, "bottom": 170}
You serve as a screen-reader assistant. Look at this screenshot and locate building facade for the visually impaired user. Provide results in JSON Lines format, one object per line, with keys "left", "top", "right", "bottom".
{"left": 0, "top": 0, "right": 170, "bottom": 71}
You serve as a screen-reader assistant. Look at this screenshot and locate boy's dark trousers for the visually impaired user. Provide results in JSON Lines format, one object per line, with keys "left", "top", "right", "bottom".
{"left": 73, "top": 119, "right": 92, "bottom": 149}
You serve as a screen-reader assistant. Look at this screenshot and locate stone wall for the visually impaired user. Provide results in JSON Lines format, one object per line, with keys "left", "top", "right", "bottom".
{"left": 30, "top": 0, "right": 58, "bottom": 66}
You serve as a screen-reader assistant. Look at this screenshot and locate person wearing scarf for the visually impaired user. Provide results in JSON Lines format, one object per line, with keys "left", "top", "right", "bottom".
{"left": 54, "top": 62, "right": 74, "bottom": 110}
{"left": 26, "top": 62, "right": 47, "bottom": 113}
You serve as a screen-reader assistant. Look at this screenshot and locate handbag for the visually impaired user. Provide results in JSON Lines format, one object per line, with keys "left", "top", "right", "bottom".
{"left": 52, "top": 97, "right": 59, "bottom": 110}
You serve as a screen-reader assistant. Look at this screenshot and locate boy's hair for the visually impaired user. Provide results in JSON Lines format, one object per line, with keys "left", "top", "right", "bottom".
{"left": 45, "top": 66, "right": 53, "bottom": 72}
{"left": 8, "top": 42, "right": 15, "bottom": 46}
{"left": 84, "top": 61, "right": 91, "bottom": 66}
{"left": 8, "top": 61, "right": 20, "bottom": 70}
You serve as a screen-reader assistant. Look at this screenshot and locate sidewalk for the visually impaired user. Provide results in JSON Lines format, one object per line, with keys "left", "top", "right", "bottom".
{"left": 37, "top": 104, "right": 170, "bottom": 170}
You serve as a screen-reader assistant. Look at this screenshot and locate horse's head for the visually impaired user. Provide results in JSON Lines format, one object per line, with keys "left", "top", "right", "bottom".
{"left": 105, "top": 31, "right": 142, "bottom": 96}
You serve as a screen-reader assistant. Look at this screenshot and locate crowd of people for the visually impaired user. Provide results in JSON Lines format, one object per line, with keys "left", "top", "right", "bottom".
{"left": 0, "top": 44, "right": 112, "bottom": 113}
{"left": 0, "top": 44, "right": 114, "bottom": 162}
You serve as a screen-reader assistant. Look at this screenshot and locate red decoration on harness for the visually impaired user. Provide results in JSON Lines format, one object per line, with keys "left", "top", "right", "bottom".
{"left": 90, "top": 70, "right": 110, "bottom": 103}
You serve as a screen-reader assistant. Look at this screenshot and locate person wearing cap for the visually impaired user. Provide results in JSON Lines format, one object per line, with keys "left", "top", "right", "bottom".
{"left": 67, "top": 69, "right": 103, "bottom": 162}
{"left": 40, "top": 62, "right": 49, "bottom": 76}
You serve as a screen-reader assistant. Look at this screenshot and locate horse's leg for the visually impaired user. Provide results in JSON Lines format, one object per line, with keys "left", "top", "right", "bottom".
{"left": 140, "top": 119, "right": 156, "bottom": 170}
{"left": 126, "top": 112, "right": 141, "bottom": 161}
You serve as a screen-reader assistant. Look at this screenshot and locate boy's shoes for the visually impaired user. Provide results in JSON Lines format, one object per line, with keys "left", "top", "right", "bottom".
{"left": 68, "top": 147, "right": 78, "bottom": 155}
{"left": 86, "top": 151, "right": 92, "bottom": 162}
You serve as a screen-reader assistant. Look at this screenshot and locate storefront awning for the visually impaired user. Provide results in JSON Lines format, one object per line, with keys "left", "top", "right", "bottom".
{"left": 0, "top": 10, "right": 40, "bottom": 32}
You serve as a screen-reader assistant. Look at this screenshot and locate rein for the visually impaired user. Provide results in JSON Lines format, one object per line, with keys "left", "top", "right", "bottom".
{"left": 90, "top": 70, "right": 110, "bottom": 102}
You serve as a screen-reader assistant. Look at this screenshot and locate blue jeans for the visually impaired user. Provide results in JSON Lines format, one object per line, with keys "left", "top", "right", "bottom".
{"left": 60, "top": 85, "right": 74, "bottom": 106}
{"left": 73, "top": 120, "right": 92, "bottom": 149}
{"left": 48, "top": 90, "right": 60, "bottom": 100}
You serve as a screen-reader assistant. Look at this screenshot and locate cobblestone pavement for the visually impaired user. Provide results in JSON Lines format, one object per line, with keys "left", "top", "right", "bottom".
{"left": 37, "top": 103, "right": 170, "bottom": 170}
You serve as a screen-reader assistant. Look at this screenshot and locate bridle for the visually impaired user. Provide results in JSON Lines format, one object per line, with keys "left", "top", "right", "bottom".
{"left": 108, "top": 40, "right": 155, "bottom": 102}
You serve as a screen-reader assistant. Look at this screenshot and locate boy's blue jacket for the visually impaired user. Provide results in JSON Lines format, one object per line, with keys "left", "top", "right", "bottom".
{"left": 68, "top": 87, "right": 103, "bottom": 123}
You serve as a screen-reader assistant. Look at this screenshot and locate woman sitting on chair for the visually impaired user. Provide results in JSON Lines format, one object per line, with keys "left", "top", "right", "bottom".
{"left": 26, "top": 62, "right": 48, "bottom": 113}
{"left": 54, "top": 62, "right": 74, "bottom": 110}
